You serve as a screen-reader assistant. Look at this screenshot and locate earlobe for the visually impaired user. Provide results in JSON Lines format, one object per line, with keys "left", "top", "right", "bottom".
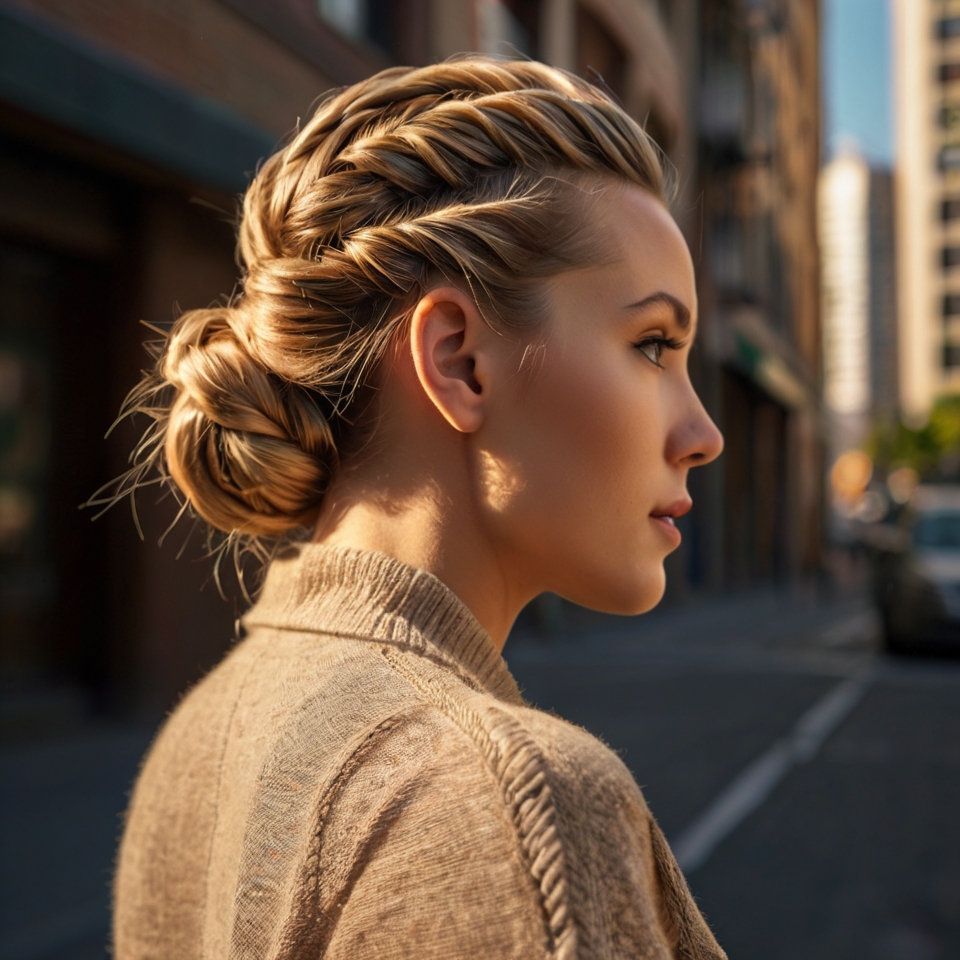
{"left": 409, "top": 287, "right": 488, "bottom": 434}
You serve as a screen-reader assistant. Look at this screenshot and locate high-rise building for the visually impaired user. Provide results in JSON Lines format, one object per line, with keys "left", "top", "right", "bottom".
{"left": 819, "top": 149, "right": 872, "bottom": 455}
{"left": 893, "top": 0, "right": 960, "bottom": 422}
{"left": 817, "top": 150, "right": 900, "bottom": 462}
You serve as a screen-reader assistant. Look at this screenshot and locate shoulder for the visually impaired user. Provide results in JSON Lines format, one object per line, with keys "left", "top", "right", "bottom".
{"left": 502, "top": 701, "right": 656, "bottom": 878}
{"left": 513, "top": 702, "right": 647, "bottom": 801}
{"left": 354, "top": 661, "right": 660, "bottom": 957}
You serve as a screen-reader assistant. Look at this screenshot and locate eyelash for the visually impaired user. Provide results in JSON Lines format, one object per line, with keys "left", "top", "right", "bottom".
{"left": 633, "top": 335, "right": 686, "bottom": 368}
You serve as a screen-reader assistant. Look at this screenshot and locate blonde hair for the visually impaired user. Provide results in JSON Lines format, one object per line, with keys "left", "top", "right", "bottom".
{"left": 103, "top": 57, "right": 668, "bottom": 557}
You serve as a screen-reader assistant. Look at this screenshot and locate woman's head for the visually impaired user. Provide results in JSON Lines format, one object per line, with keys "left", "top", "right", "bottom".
{"left": 118, "top": 55, "right": 720, "bottom": 614}
{"left": 405, "top": 181, "right": 723, "bottom": 617}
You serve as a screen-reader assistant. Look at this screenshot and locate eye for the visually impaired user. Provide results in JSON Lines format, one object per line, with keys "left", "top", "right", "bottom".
{"left": 634, "top": 335, "right": 672, "bottom": 368}
{"left": 636, "top": 338, "right": 664, "bottom": 367}
{"left": 633, "top": 334, "right": 686, "bottom": 368}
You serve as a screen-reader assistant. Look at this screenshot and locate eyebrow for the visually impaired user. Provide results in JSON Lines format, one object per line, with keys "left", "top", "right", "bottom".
{"left": 624, "top": 292, "right": 691, "bottom": 330}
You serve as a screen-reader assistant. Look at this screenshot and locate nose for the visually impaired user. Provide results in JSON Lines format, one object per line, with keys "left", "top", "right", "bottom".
{"left": 667, "top": 389, "right": 724, "bottom": 468}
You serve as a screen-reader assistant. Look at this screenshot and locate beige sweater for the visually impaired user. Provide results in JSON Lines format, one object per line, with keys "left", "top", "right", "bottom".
{"left": 114, "top": 545, "right": 726, "bottom": 960}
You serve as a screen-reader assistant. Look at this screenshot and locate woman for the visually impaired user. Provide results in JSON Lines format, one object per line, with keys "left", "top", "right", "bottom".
{"left": 112, "top": 57, "right": 725, "bottom": 959}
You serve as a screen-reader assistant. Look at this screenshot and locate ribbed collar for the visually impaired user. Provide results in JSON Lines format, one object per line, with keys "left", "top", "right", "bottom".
{"left": 243, "top": 544, "right": 522, "bottom": 705}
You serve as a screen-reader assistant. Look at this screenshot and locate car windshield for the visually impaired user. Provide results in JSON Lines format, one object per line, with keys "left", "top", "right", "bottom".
{"left": 913, "top": 511, "right": 960, "bottom": 549}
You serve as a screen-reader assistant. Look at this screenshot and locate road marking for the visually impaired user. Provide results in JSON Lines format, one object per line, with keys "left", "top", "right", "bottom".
{"left": 670, "top": 674, "right": 872, "bottom": 874}
{"left": 0, "top": 901, "right": 106, "bottom": 960}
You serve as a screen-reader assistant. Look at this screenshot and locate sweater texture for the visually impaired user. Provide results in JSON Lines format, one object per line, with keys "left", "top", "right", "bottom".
{"left": 113, "top": 544, "right": 726, "bottom": 960}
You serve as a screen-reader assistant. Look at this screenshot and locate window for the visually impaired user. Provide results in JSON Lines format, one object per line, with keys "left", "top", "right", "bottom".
{"left": 941, "top": 144, "right": 960, "bottom": 169}
{"left": 913, "top": 511, "right": 960, "bottom": 546}
{"left": 942, "top": 63, "right": 960, "bottom": 82}
{"left": 944, "top": 248, "right": 960, "bottom": 268}
{"left": 709, "top": 215, "right": 745, "bottom": 288}
{"left": 938, "top": 17, "right": 960, "bottom": 39}
{"left": 319, "top": 0, "right": 367, "bottom": 40}
{"left": 945, "top": 343, "right": 960, "bottom": 367}
{"left": 944, "top": 294, "right": 960, "bottom": 315}
{"left": 942, "top": 102, "right": 960, "bottom": 130}
{"left": 944, "top": 199, "right": 960, "bottom": 220}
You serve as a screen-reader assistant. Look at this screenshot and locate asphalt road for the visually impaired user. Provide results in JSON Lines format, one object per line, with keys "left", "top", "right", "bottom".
{"left": 2, "top": 587, "right": 959, "bottom": 959}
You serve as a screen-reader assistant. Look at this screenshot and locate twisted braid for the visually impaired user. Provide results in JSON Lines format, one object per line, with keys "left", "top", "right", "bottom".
{"left": 104, "top": 56, "right": 668, "bottom": 548}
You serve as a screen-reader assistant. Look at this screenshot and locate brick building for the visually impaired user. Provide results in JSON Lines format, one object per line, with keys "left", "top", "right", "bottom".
{"left": 0, "top": 0, "right": 821, "bottom": 714}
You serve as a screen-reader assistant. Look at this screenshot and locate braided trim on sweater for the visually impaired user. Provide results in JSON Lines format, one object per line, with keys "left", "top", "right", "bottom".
{"left": 382, "top": 646, "right": 579, "bottom": 960}
{"left": 267, "top": 711, "right": 426, "bottom": 960}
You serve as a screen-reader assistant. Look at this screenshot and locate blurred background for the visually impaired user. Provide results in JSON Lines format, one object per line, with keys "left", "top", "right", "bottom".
{"left": 1, "top": 0, "right": 959, "bottom": 958}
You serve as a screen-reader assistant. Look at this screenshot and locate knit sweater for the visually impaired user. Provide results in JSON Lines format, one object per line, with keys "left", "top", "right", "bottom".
{"left": 113, "top": 545, "right": 726, "bottom": 960}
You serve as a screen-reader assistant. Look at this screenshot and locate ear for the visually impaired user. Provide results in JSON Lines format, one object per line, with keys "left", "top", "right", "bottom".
{"left": 409, "top": 286, "right": 491, "bottom": 434}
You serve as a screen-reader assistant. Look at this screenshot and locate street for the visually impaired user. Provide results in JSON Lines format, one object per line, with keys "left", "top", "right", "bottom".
{"left": 507, "top": 590, "right": 960, "bottom": 960}
{"left": 3, "top": 588, "right": 959, "bottom": 960}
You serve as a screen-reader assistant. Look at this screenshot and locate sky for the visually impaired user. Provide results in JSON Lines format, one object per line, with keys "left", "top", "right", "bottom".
{"left": 822, "top": 0, "right": 894, "bottom": 167}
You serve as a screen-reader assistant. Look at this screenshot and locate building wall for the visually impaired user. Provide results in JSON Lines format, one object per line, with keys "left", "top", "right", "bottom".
{"left": 0, "top": 1, "right": 364, "bottom": 713}
{"left": 819, "top": 151, "right": 871, "bottom": 456}
{"left": 893, "top": 0, "right": 960, "bottom": 421}
{"left": 818, "top": 153, "right": 900, "bottom": 463}
{"left": 692, "top": 0, "right": 822, "bottom": 584}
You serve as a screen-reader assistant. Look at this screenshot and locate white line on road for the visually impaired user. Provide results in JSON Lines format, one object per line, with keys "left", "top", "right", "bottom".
{"left": 670, "top": 673, "right": 872, "bottom": 875}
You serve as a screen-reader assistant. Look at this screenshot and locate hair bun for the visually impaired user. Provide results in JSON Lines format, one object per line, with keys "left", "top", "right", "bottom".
{"left": 162, "top": 307, "right": 335, "bottom": 537}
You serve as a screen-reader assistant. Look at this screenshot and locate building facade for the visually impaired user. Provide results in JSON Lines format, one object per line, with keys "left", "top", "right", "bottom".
{"left": 818, "top": 150, "right": 899, "bottom": 473}
{"left": 678, "top": 0, "right": 822, "bottom": 589}
{"left": 819, "top": 149, "right": 872, "bottom": 457}
{"left": 893, "top": 0, "right": 960, "bottom": 422}
{"left": 0, "top": 0, "right": 822, "bottom": 713}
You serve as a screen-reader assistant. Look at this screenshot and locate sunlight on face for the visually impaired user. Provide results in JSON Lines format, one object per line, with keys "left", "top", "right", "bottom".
{"left": 475, "top": 183, "right": 723, "bottom": 614}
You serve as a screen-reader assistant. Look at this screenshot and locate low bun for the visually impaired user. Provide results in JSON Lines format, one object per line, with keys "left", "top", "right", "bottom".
{"left": 162, "top": 308, "right": 335, "bottom": 538}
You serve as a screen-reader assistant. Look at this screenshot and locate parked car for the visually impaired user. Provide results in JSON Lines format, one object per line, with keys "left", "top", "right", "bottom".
{"left": 873, "top": 485, "right": 960, "bottom": 654}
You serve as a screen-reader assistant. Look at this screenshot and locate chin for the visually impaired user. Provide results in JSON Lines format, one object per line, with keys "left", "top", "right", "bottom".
{"left": 559, "top": 560, "right": 666, "bottom": 616}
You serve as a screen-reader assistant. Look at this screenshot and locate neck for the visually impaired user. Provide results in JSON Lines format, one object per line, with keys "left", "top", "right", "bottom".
{"left": 312, "top": 463, "right": 532, "bottom": 652}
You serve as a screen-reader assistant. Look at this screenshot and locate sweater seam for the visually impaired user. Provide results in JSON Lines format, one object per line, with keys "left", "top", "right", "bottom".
{"left": 254, "top": 706, "right": 431, "bottom": 959}
{"left": 380, "top": 645, "right": 579, "bottom": 960}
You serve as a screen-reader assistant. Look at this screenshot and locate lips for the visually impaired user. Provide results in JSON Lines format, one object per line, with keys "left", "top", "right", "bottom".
{"left": 650, "top": 498, "right": 693, "bottom": 522}
{"left": 650, "top": 498, "right": 691, "bottom": 545}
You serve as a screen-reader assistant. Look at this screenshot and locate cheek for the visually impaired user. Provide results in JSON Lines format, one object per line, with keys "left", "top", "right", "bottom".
{"left": 490, "top": 349, "right": 663, "bottom": 529}
{"left": 546, "top": 355, "right": 662, "bottom": 504}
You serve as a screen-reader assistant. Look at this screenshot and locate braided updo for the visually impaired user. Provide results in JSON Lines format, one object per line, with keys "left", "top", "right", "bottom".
{"left": 109, "top": 56, "right": 668, "bottom": 549}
